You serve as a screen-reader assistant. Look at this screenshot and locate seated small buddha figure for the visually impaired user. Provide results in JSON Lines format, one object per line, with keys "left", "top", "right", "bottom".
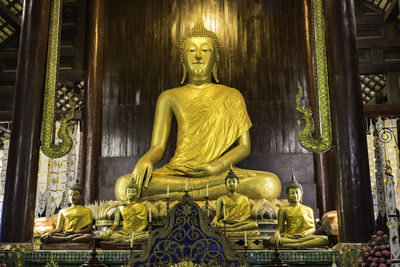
{"left": 40, "top": 183, "right": 92, "bottom": 244}
{"left": 211, "top": 169, "right": 258, "bottom": 232}
{"left": 115, "top": 15, "right": 281, "bottom": 201}
{"left": 269, "top": 173, "right": 328, "bottom": 247}
{"left": 101, "top": 181, "right": 148, "bottom": 242}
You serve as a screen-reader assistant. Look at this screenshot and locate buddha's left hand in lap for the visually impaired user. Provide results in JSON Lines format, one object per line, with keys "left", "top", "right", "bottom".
{"left": 175, "top": 162, "right": 224, "bottom": 177}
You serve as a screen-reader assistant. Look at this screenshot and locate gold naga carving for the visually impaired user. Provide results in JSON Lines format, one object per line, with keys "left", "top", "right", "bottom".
{"left": 41, "top": 0, "right": 76, "bottom": 158}
{"left": 296, "top": 0, "right": 332, "bottom": 153}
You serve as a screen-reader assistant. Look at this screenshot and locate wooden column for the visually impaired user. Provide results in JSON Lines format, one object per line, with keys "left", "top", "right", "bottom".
{"left": 82, "top": 0, "right": 104, "bottom": 205}
{"left": 324, "top": 0, "right": 375, "bottom": 242}
{"left": 314, "top": 151, "right": 335, "bottom": 215}
{"left": 0, "top": 0, "right": 51, "bottom": 242}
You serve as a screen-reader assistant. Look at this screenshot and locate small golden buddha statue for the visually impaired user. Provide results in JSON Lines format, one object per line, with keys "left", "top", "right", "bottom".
{"left": 40, "top": 183, "right": 92, "bottom": 244}
{"left": 211, "top": 169, "right": 258, "bottom": 231}
{"left": 269, "top": 173, "right": 328, "bottom": 247}
{"left": 115, "top": 15, "right": 281, "bottom": 201}
{"left": 101, "top": 181, "right": 148, "bottom": 242}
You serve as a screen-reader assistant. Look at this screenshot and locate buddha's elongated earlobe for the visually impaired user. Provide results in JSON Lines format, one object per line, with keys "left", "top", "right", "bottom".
{"left": 180, "top": 64, "right": 187, "bottom": 84}
{"left": 212, "top": 63, "right": 219, "bottom": 83}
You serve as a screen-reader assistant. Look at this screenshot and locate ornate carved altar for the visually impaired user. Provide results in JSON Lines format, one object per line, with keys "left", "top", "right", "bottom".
{"left": 128, "top": 191, "right": 243, "bottom": 266}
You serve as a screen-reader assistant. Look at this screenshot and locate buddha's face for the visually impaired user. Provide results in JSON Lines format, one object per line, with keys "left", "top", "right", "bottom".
{"left": 287, "top": 188, "right": 302, "bottom": 204}
{"left": 69, "top": 190, "right": 82, "bottom": 205}
{"left": 225, "top": 177, "right": 238, "bottom": 193}
{"left": 126, "top": 187, "right": 137, "bottom": 201}
{"left": 183, "top": 37, "right": 216, "bottom": 81}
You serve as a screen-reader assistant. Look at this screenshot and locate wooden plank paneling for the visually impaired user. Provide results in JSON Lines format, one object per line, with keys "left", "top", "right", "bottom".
{"left": 102, "top": 0, "right": 312, "bottom": 158}
{"left": 355, "top": 1, "right": 400, "bottom": 75}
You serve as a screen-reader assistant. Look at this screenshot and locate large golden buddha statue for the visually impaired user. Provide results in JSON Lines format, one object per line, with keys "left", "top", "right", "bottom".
{"left": 115, "top": 16, "right": 281, "bottom": 201}
{"left": 269, "top": 173, "right": 328, "bottom": 247}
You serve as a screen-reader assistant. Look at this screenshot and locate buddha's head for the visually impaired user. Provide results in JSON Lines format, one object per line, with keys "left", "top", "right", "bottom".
{"left": 286, "top": 172, "right": 303, "bottom": 205}
{"left": 69, "top": 183, "right": 83, "bottom": 205}
{"left": 126, "top": 180, "right": 139, "bottom": 201}
{"left": 224, "top": 168, "right": 239, "bottom": 193}
{"left": 180, "top": 16, "right": 220, "bottom": 85}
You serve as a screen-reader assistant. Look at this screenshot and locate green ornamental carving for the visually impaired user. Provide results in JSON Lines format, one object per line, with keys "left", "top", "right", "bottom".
{"left": 41, "top": 0, "right": 75, "bottom": 158}
{"left": 170, "top": 262, "right": 201, "bottom": 267}
{"left": 296, "top": 0, "right": 332, "bottom": 153}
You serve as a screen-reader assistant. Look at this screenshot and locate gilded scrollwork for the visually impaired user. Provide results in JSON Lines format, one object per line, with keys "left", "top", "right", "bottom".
{"left": 170, "top": 261, "right": 201, "bottom": 267}
{"left": 129, "top": 194, "right": 242, "bottom": 266}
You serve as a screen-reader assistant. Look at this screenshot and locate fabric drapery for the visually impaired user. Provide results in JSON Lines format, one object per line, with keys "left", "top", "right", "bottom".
{"left": 35, "top": 122, "right": 81, "bottom": 217}
{"left": 0, "top": 139, "right": 10, "bottom": 221}
{"left": 366, "top": 117, "right": 400, "bottom": 218}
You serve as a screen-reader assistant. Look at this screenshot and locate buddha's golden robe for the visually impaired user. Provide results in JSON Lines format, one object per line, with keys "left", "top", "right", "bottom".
{"left": 61, "top": 205, "right": 92, "bottom": 233}
{"left": 119, "top": 203, "right": 148, "bottom": 235}
{"left": 154, "top": 83, "right": 251, "bottom": 176}
{"left": 281, "top": 204, "right": 315, "bottom": 238}
{"left": 118, "top": 83, "right": 281, "bottom": 201}
{"left": 218, "top": 194, "right": 251, "bottom": 223}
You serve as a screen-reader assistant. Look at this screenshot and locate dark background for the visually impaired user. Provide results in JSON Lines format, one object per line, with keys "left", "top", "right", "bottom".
{"left": 0, "top": 0, "right": 398, "bottom": 225}
{"left": 99, "top": 0, "right": 317, "bottom": 211}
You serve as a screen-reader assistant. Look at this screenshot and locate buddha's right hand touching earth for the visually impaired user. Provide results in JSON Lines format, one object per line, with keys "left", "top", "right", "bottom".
{"left": 131, "top": 157, "right": 153, "bottom": 196}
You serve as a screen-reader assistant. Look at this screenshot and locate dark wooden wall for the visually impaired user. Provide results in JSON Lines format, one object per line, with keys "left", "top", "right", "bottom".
{"left": 100, "top": 0, "right": 317, "bottom": 211}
